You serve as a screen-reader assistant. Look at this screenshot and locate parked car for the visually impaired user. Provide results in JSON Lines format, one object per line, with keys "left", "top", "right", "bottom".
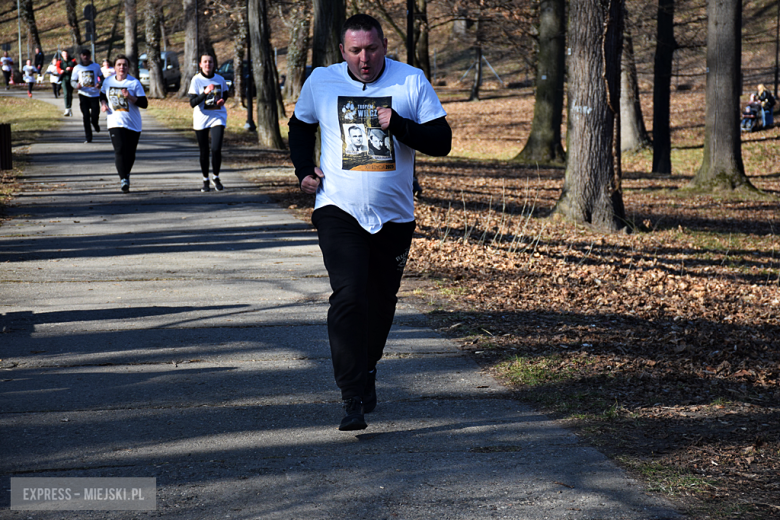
{"left": 217, "top": 60, "right": 252, "bottom": 98}
{"left": 138, "top": 51, "right": 181, "bottom": 91}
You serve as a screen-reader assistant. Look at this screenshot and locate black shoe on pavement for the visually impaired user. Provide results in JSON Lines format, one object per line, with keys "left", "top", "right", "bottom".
{"left": 212, "top": 177, "right": 223, "bottom": 191}
{"left": 339, "top": 396, "right": 367, "bottom": 431}
{"left": 201, "top": 180, "right": 210, "bottom": 192}
{"left": 93, "top": 122, "right": 100, "bottom": 133}
{"left": 363, "top": 370, "right": 377, "bottom": 414}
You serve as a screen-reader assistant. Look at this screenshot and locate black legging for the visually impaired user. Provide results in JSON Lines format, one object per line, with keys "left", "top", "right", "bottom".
{"left": 194, "top": 125, "right": 224, "bottom": 178}
{"left": 108, "top": 127, "right": 141, "bottom": 180}
{"left": 2, "top": 70, "right": 10, "bottom": 88}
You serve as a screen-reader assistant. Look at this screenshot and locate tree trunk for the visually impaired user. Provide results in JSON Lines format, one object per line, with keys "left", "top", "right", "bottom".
{"left": 178, "top": 0, "right": 197, "bottom": 98}
{"left": 248, "top": 0, "right": 285, "bottom": 149}
{"left": 651, "top": 0, "right": 674, "bottom": 174}
{"left": 312, "top": 0, "right": 345, "bottom": 68}
{"left": 144, "top": 0, "right": 166, "bottom": 98}
{"left": 125, "top": 0, "right": 138, "bottom": 77}
{"left": 514, "top": 0, "right": 566, "bottom": 165}
{"left": 468, "top": 15, "right": 482, "bottom": 102}
{"left": 106, "top": 1, "right": 124, "bottom": 62}
{"left": 20, "top": 0, "right": 42, "bottom": 56}
{"left": 414, "top": 0, "right": 431, "bottom": 79}
{"left": 283, "top": 1, "right": 311, "bottom": 101}
{"left": 554, "top": 0, "right": 627, "bottom": 233}
{"left": 65, "top": 0, "right": 82, "bottom": 48}
{"left": 620, "top": 18, "right": 650, "bottom": 152}
{"left": 231, "top": 8, "right": 247, "bottom": 108}
{"left": 689, "top": 0, "right": 754, "bottom": 191}
{"left": 199, "top": 9, "right": 216, "bottom": 67}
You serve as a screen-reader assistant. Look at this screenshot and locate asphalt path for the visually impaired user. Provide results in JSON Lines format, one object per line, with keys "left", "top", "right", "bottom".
{"left": 0, "top": 87, "right": 683, "bottom": 519}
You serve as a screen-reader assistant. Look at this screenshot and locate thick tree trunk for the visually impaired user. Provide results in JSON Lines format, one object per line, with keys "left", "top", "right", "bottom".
{"left": 689, "top": 0, "right": 754, "bottom": 191}
{"left": 554, "top": 0, "right": 627, "bottom": 233}
{"left": 414, "top": 0, "right": 431, "bottom": 79}
{"left": 620, "top": 24, "right": 650, "bottom": 152}
{"left": 312, "top": 0, "right": 345, "bottom": 68}
{"left": 248, "top": 0, "right": 285, "bottom": 149}
{"left": 177, "top": 0, "right": 197, "bottom": 98}
{"left": 20, "top": 0, "right": 42, "bottom": 56}
{"left": 144, "top": 0, "right": 166, "bottom": 98}
{"left": 65, "top": 0, "right": 82, "bottom": 48}
{"left": 652, "top": 0, "right": 674, "bottom": 174}
{"left": 199, "top": 10, "right": 216, "bottom": 67}
{"left": 514, "top": 0, "right": 566, "bottom": 165}
{"left": 283, "top": 2, "right": 311, "bottom": 101}
{"left": 125, "top": 0, "right": 138, "bottom": 77}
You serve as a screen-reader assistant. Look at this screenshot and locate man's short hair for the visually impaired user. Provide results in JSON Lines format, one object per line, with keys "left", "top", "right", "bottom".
{"left": 341, "top": 14, "right": 384, "bottom": 44}
{"left": 80, "top": 49, "right": 91, "bottom": 57}
{"left": 348, "top": 125, "right": 362, "bottom": 136}
{"left": 113, "top": 54, "right": 130, "bottom": 67}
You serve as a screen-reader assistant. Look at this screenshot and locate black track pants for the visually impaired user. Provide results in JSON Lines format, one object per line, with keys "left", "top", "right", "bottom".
{"left": 108, "top": 127, "right": 141, "bottom": 180}
{"left": 312, "top": 205, "right": 415, "bottom": 400}
{"left": 194, "top": 125, "right": 224, "bottom": 178}
{"left": 79, "top": 95, "right": 100, "bottom": 141}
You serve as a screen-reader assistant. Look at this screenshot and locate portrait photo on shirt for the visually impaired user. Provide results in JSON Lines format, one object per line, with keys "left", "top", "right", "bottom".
{"left": 80, "top": 70, "right": 95, "bottom": 87}
{"left": 367, "top": 128, "right": 392, "bottom": 160}
{"left": 204, "top": 84, "right": 222, "bottom": 109}
{"left": 108, "top": 87, "right": 129, "bottom": 112}
{"left": 338, "top": 96, "right": 395, "bottom": 171}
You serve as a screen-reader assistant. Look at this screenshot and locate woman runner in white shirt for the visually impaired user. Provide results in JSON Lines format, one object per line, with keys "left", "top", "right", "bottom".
{"left": 188, "top": 54, "right": 229, "bottom": 192}
{"left": 100, "top": 55, "right": 148, "bottom": 192}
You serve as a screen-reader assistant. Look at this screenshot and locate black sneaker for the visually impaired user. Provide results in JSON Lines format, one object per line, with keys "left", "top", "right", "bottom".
{"left": 93, "top": 122, "right": 100, "bottom": 133}
{"left": 339, "top": 396, "right": 367, "bottom": 431}
{"left": 120, "top": 179, "right": 130, "bottom": 193}
{"left": 201, "top": 180, "right": 210, "bottom": 192}
{"left": 212, "top": 177, "right": 223, "bottom": 191}
{"left": 363, "top": 370, "right": 377, "bottom": 414}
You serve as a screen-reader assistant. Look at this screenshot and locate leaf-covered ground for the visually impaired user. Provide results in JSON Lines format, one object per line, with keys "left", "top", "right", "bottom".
{"left": 234, "top": 86, "right": 779, "bottom": 519}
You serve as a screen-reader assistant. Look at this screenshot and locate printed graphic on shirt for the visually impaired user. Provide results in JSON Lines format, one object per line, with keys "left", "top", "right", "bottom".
{"left": 79, "top": 70, "right": 95, "bottom": 88}
{"left": 108, "top": 87, "right": 129, "bottom": 112}
{"left": 339, "top": 96, "right": 395, "bottom": 171}
{"left": 203, "top": 84, "right": 222, "bottom": 110}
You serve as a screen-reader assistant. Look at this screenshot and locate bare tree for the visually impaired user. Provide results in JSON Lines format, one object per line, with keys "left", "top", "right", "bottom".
{"left": 144, "top": 0, "right": 166, "bottom": 98}
{"left": 125, "top": 0, "right": 139, "bottom": 77}
{"left": 468, "top": 12, "right": 483, "bottom": 101}
{"left": 514, "top": 0, "right": 566, "bottom": 165}
{"left": 106, "top": 1, "right": 125, "bottom": 62}
{"left": 19, "top": 0, "right": 42, "bottom": 57}
{"left": 178, "top": 0, "right": 197, "bottom": 97}
{"left": 689, "top": 0, "right": 754, "bottom": 192}
{"left": 282, "top": 1, "right": 311, "bottom": 101}
{"left": 413, "top": 0, "right": 431, "bottom": 78}
{"left": 652, "top": 0, "right": 675, "bottom": 174}
{"left": 312, "top": 0, "right": 345, "bottom": 68}
{"left": 620, "top": 11, "right": 650, "bottom": 152}
{"left": 65, "top": 0, "right": 82, "bottom": 48}
{"left": 248, "top": 0, "right": 285, "bottom": 149}
{"left": 554, "top": 0, "right": 627, "bottom": 232}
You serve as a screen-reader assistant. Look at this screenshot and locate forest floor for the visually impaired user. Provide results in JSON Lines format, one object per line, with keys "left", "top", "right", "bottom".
{"left": 224, "top": 86, "right": 780, "bottom": 520}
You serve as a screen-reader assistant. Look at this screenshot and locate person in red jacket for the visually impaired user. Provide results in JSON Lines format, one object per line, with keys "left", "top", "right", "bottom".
{"left": 56, "top": 50, "right": 77, "bottom": 116}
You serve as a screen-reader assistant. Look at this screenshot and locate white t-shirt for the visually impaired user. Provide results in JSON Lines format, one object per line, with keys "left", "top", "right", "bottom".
{"left": 188, "top": 73, "right": 228, "bottom": 130}
{"left": 101, "top": 74, "right": 145, "bottom": 133}
{"left": 23, "top": 65, "right": 36, "bottom": 83}
{"left": 1, "top": 56, "right": 13, "bottom": 72}
{"left": 46, "top": 64, "right": 60, "bottom": 83}
{"left": 72, "top": 62, "right": 103, "bottom": 97}
{"left": 293, "top": 58, "right": 447, "bottom": 233}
